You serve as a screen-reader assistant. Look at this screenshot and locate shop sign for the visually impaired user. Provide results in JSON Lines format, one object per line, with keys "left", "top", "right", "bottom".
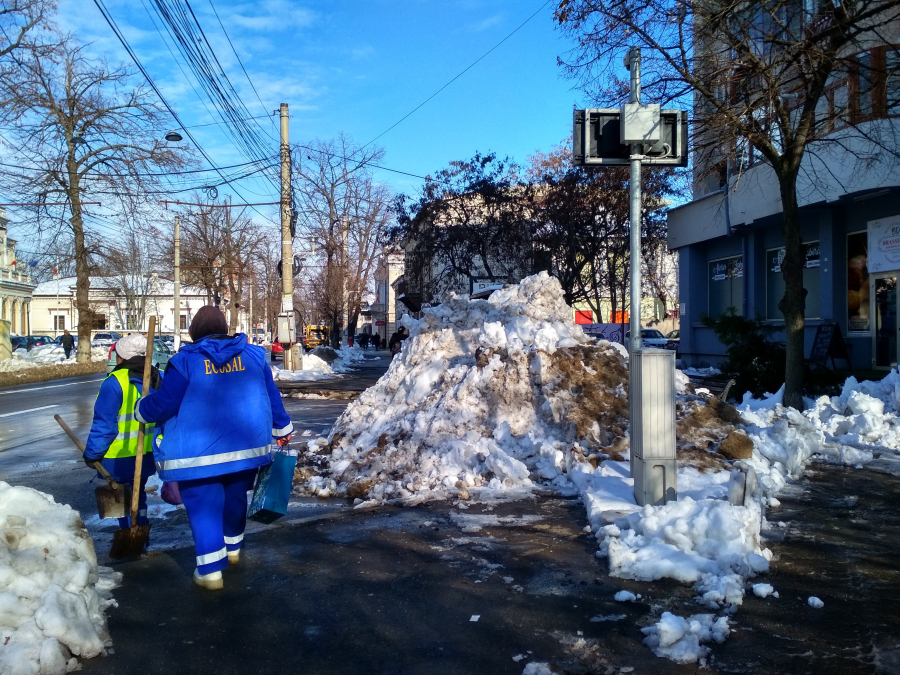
{"left": 868, "top": 215, "right": 900, "bottom": 272}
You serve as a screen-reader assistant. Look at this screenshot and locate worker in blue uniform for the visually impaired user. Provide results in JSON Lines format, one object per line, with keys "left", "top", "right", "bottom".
{"left": 135, "top": 306, "right": 293, "bottom": 590}
{"left": 84, "top": 333, "right": 161, "bottom": 530}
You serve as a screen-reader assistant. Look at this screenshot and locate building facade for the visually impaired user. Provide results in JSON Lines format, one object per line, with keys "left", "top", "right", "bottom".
{"left": 31, "top": 274, "right": 209, "bottom": 337}
{"left": 0, "top": 209, "right": 36, "bottom": 335}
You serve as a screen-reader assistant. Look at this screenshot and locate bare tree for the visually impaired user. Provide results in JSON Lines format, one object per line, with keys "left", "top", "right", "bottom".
{"left": 393, "top": 152, "right": 535, "bottom": 305}
{"left": 0, "top": 0, "right": 54, "bottom": 62}
{"left": 556, "top": 0, "right": 900, "bottom": 408}
{"left": 98, "top": 224, "right": 158, "bottom": 330}
{"left": 293, "top": 134, "right": 391, "bottom": 347}
{"left": 0, "top": 40, "right": 189, "bottom": 361}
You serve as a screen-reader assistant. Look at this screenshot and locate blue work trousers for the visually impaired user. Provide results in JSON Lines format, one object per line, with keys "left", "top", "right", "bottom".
{"left": 179, "top": 469, "right": 257, "bottom": 575}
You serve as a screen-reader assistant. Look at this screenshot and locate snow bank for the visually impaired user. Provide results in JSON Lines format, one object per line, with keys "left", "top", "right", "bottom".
{"left": 0, "top": 482, "right": 120, "bottom": 674}
{"left": 0, "top": 345, "right": 108, "bottom": 372}
{"left": 271, "top": 353, "right": 335, "bottom": 382}
{"left": 297, "top": 272, "right": 630, "bottom": 502}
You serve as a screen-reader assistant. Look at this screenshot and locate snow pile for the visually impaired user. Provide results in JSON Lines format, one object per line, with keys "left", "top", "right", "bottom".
{"left": 333, "top": 345, "right": 368, "bottom": 372}
{"left": 271, "top": 353, "right": 335, "bottom": 382}
{"left": 641, "top": 612, "right": 730, "bottom": 664}
{"left": 1, "top": 345, "right": 108, "bottom": 371}
{"left": 298, "top": 272, "right": 630, "bottom": 501}
{"left": 803, "top": 371, "right": 900, "bottom": 454}
{"left": 0, "top": 482, "right": 120, "bottom": 674}
{"left": 682, "top": 366, "right": 722, "bottom": 378}
{"left": 604, "top": 497, "right": 769, "bottom": 608}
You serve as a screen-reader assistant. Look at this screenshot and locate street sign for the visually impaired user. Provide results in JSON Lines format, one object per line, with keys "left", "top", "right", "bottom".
{"left": 573, "top": 108, "right": 688, "bottom": 167}
{"left": 375, "top": 320, "right": 385, "bottom": 326}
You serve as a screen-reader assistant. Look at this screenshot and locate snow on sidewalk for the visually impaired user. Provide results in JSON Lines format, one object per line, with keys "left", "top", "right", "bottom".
{"left": 0, "top": 345, "right": 108, "bottom": 373}
{"left": 293, "top": 271, "right": 896, "bottom": 665}
{"left": 0, "top": 482, "right": 120, "bottom": 674}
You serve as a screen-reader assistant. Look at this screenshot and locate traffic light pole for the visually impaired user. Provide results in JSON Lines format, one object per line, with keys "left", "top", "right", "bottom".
{"left": 627, "top": 47, "right": 643, "bottom": 355}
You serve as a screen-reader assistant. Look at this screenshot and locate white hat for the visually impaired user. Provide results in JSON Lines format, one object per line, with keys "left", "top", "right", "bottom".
{"left": 116, "top": 334, "right": 147, "bottom": 360}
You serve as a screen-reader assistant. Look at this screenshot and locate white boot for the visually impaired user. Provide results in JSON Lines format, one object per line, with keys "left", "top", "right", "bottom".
{"left": 193, "top": 569, "right": 224, "bottom": 590}
{"left": 227, "top": 550, "right": 240, "bottom": 566}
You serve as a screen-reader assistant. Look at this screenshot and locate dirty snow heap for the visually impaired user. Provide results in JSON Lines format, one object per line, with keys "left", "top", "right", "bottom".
{"left": 0, "top": 482, "right": 120, "bottom": 674}
{"left": 300, "top": 272, "right": 630, "bottom": 502}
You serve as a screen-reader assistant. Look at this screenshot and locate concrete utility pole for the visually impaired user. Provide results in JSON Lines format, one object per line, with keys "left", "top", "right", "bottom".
{"left": 627, "top": 46, "right": 643, "bottom": 355}
{"left": 173, "top": 215, "right": 181, "bottom": 351}
{"left": 279, "top": 103, "right": 301, "bottom": 370}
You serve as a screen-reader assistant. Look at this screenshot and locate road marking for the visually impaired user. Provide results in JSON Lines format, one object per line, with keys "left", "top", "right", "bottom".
{"left": 0, "top": 378, "right": 104, "bottom": 396}
{"left": 0, "top": 404, "right": 59, "bottom": 418}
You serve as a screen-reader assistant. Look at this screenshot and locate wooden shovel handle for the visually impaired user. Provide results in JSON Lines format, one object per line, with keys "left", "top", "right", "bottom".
{"left": 131, "top": 316, "right": 156, "bottom": 524}
{"left": 53, "top": 414, "right": 121, "bottom": 488}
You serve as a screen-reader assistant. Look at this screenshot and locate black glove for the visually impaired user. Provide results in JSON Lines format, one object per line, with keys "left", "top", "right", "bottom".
{"left": 83, "top": 454, "right": 98, "bottom": 468}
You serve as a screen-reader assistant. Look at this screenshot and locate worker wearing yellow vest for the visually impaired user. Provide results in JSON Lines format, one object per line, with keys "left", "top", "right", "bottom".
{"left": 84, "top": 333, "right": 162, "bottom": 529}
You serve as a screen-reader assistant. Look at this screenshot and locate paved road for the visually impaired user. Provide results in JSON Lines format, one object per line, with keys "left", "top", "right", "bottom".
{"left": 0, "top": 374, "right": 105, "bottom": 476}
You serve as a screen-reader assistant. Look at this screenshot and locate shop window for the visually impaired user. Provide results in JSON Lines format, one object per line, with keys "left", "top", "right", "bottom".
{"left": 765, "top": 242, "right": 821, "bottom": 321}
{"left": 848, "top": 231, "right": 870, "bottom": 331}
{"left": 708, "top": 256, "right": 744, "bottom": 317}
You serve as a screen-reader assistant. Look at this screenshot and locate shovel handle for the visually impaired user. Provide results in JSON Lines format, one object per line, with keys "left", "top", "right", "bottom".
{"left": 54, "top": 414, "right": 121, "bottom": 489}
{"left": 131, "top": 317, "right": 156, "bottom": 525}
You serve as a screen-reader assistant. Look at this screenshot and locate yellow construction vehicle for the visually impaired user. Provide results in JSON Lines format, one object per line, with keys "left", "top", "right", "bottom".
{"left": 302, "top": 325, "right": 330, "bottom": 350}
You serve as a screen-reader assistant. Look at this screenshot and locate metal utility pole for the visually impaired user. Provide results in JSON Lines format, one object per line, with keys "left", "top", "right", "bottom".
{"left": 174, "top": 215, "right": 181, "bottom": 351}
{"left": 279, "top": 103, "right": 301, "bottom": 370}
{"left": 627, "top": 46, "right": 643, "bottom": 354}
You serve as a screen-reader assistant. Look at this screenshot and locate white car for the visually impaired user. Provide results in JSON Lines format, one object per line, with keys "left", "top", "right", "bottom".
{"left": 624, "top": 329, "right": 669, "bottom": 348}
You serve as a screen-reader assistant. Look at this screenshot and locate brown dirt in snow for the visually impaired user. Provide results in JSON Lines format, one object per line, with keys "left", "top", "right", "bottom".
{"left": 542, "top": 344, "right": 630, "bottom": 449}
{"left": 676, "top": 397, "right": 743, "bottom": 471}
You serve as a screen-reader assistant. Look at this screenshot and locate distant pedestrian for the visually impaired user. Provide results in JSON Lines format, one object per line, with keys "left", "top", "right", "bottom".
{"left": 60, "top": 329, "right": 75, "bottom": 359}
{"left": 372, "top": 333, "right": 381, "bottom": 351}
{"left": 135, "top": 305, "right": 293, "bottom": 591}
{"left": 388, "top": 327, "right": 408, "bottom": 357}
{"left": 358, "top": 333, "right": 370, "bottom": 351}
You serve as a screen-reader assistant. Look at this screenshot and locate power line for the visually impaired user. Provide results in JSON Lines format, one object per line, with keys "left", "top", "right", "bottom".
{"left": 363, "top": 0, "right": 552, "bottom": 149}
{"left": 206, "top": 0, "right": 276, "bottom": 133}
{"left": 92, "top": 0, "right": 281, "bottom": 227}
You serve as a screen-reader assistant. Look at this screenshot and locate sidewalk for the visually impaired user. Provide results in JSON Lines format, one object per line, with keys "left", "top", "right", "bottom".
{"left": 80, "top": 463, "right": 900, "bottom": 675}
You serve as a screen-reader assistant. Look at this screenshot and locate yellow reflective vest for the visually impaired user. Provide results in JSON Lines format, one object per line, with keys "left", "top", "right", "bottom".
{"left": 103, "top": 369, "right": 155, "bottom": 459}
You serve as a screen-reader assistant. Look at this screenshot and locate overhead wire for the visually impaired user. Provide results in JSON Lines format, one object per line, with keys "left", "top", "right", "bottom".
{"left": 92, "top": 0, "right": 282, "bottom": 227}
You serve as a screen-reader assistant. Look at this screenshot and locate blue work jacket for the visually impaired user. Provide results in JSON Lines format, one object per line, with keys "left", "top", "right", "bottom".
{"left": 135, "top": 333, "right": 293, "bottom": 482}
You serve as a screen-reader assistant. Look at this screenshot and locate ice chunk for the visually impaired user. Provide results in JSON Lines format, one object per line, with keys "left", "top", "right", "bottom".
{"left": 752, "top": 583, "right": 775, "bottom": 598}
{"left": 614, "top": 590, "right": 637, "bottom": 602}
{"left": 808, "top": 596, "right": 824, "bottom": 608}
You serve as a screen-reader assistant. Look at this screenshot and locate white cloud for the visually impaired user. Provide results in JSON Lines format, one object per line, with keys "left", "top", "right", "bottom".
{"left": 229, "top": 0, "right": 315, "bottom": 32}
{"left": 470, "top": 14, "right": 503, "bottom": 32}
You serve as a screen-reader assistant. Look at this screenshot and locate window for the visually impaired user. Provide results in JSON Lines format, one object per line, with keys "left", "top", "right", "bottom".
{"left": 179, "top": 314, "right": 187, "bottom": 330}
{"left": 709, "top": 256, "right": 744, "bottom": 317}
{"left": 886, "top": 48, "right": 900, "bottom": 114}
{"left": 848, "top": 231, "right": 870, "bottom": 332}
{"left": 857, "top": 51, "right": 875, "bottom": 120}
{"left": 53, "top": 315, "right": 65, "bottom": 330}
{"left": 766, "top": 242, "right": 821, "bottom": 320}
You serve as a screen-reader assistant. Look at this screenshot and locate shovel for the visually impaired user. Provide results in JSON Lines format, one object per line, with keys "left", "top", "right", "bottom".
{"left": 54, "top": 414, "right": 127, "bottom": 520}
{"left": 109, "top": 316, "right": 156, "bottom": 559}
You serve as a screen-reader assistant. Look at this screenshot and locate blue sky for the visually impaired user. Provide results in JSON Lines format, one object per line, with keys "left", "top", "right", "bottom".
{"left": 57, "top": 0, "right": 589, "bottom": 219}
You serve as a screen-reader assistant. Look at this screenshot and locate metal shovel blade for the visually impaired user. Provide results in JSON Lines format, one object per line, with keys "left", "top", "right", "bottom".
{"left": 95, "top": 483, "right": 127, "bottom": 520}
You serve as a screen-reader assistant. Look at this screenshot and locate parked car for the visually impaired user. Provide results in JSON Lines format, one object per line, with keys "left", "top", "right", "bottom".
{"left": 270, "top": 341, "right": 283, "bottom": 362}
{"left": 12, "top": 335, "right": 54, "bottom": 351}
{"left": 53, "top": 334, "right": 78, "bottom": 346}
{"left": 665, "top": 330, "right": 680, "bottom": 351}
{"left": 106, "top": 338, "right": 173, "bottom": 374}
{"left": 624, "top": 329, "right": 670, "bottom": 348}
{"left": 92, "top": 332, "right": 121, "bottom": 347}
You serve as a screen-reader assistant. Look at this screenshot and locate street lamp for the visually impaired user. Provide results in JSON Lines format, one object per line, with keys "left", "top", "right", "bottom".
{"left": 165, "top": 129, "right": 183, "bottom": 142}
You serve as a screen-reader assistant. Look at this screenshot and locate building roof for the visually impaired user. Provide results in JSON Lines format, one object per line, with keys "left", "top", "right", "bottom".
{"left": 33, "top": 276, "right": 207, "bottom": 297}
